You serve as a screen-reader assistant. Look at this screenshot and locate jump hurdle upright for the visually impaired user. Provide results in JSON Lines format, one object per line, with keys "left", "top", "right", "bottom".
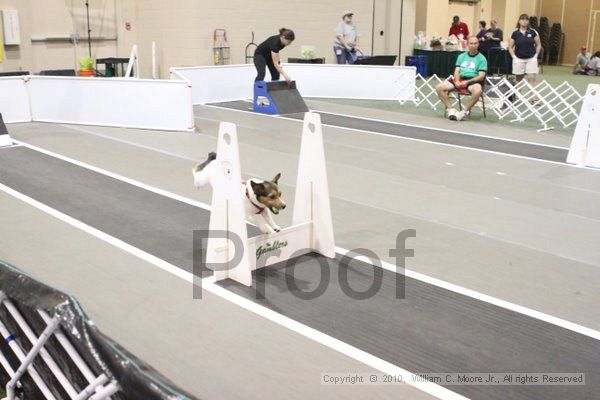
{"left": 0, "top": 113, "right": 13, "bottom": 147}
{"left": 567, "top": 84, "right": 600, "bottom": 168}
{"left": 205, "top": 112, "right": 335, "bottom": 286}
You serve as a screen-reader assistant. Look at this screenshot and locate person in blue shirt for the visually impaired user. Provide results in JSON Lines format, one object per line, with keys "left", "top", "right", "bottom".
{"left": 508, "top": 14, "right": 542, "bottom": 86}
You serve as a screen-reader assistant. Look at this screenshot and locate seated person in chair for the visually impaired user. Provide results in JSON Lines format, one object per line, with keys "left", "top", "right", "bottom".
{"left": 575, "top": 50, "right": 599, "bottom": 76}
{"left": 436, "top": 36, "right": 487, "bottom": 121}
{"left": 573, "top": 46, "right": 590, "bottom": 74}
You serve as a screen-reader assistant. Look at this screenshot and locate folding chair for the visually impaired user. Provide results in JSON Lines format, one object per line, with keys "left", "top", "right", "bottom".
{"left": 456, "top": 90, "right": 487, "bottom": 118}
{"left": 444, "top": 83, "right": 487, "bottom": 119}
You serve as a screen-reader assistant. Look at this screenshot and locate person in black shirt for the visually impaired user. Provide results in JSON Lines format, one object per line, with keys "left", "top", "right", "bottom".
{"left": 254, "top": 28, "right": 295, "bottom": 82}
{"left": 508, "top": 14, "right": 541, "bottom": 85}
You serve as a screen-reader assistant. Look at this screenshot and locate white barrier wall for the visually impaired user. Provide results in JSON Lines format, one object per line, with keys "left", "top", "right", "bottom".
{"left": 28, "top": 76, "right": 194, "bottom": 131}
{"left": 171, "top": 64, "right": 416, "bottom": 104}
{"left": 0, "top": 77, "right": 32, "bottom": 123}
{"left": 171, "top": 65, "right": 255, "bottom": 105}
{"left": 282, "top": 64, "right": 416, "bottom": 101}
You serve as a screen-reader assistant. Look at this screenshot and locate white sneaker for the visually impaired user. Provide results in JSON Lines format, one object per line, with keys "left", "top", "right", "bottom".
{"left": 455, "top": 110, "right": 467, "bottom": 121}
{"left": 447, "top": 108, "right": 458, "bottom": 120}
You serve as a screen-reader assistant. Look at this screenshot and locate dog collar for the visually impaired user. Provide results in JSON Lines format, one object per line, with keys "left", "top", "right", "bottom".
{"left": 242, "top": 179, "right": 266, "bottom": 214}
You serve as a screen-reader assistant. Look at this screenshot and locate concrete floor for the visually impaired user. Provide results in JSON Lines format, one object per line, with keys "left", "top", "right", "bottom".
{"left": 1, "top": 102, "right": 599, "bottom": 399}
{"left": 304, "top": 99, "right": 574, "bottom": 148}
{"left": 0, "top": 192, "right": 432, "bottom": 400}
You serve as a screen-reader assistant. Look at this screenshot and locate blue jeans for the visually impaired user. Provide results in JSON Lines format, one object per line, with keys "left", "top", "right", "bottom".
{"left": 334, "top": 46, "right": 356, "bottom": 64}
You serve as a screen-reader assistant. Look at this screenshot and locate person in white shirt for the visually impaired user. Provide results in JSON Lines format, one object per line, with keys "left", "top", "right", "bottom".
{"left": 573, "top": 46, "right": 590, "bottom": 74}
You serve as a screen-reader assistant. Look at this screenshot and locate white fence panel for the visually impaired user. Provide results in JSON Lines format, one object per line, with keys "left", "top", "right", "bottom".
{"left": 171, "top": 64, "right": 416, "bottom": 103}
{"left": 0, "top": 77, "right": 31, "bottom": 123}
{"left": 281, "top": 64, "right": 416, "bottom": 101}
{"left": 28, "top": 76, "right": 194, "bottom": 131}
{"left": 170, "top": 65, "right": 255, "bottom": 105}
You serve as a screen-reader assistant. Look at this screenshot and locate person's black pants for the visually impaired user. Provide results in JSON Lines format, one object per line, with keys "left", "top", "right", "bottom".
{"left": 254, "top": 54, "right": 280, "bottom": 82}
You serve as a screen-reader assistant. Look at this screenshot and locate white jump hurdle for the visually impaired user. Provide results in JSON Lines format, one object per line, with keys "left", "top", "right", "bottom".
{"left": 205, "top": 112, "right": 335, "bottom": 286}
{"left": 567, "top": 84, "right": 600, "bottom": 169}
{"left": 0, "top": 113, "right": 12, "bottom": 147}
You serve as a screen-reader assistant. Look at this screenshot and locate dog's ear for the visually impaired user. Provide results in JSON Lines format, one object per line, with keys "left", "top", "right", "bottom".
{"left": 272, "top": 173, "right": 281, "bottom": 184}
{"left": 250, "top": 180, "right": 264, "bottom": 194}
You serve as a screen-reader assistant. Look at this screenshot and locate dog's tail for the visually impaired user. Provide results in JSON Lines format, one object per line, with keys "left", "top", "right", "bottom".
{"left": 193, "top": 152, "right": 217, "bottom": 174}
{"left": 193, "top": 152, "right": 217, "bottom": 189}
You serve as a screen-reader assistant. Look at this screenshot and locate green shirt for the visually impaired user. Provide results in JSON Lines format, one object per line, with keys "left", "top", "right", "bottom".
{"left": 455, "top": 51, "right": 487, "bottom": 79}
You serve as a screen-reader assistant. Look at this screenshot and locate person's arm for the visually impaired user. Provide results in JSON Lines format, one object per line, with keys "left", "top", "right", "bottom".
{"left": 491, "top": 29, "right": 503, "bottom": 42}
{"left": 464, "top": 23, "right": 469, "bottom": 37}
{"left": 534, "top": 35, "right": 542, "bottom": 57}
{"left": 508, "top": 37, "right": 516, "bottom": 58}
{"left": 465, "top": 70, "right": 486, "bottom": 85}
{"left": 355, "top": 34, "right": 360, "bottom": 51}
{"left": 453, "top": 66, "right": 464, "bottom": 87}
{"left": 336, "top": 34, "right": 353, "bottom": 50}
{"left": 271, "top": 51, "right": 291, "bottom": 81}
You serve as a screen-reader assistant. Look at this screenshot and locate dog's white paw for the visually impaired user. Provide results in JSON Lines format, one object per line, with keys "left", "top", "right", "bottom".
{"left": 259, "top": 226, "right": 276, "bottom": 235}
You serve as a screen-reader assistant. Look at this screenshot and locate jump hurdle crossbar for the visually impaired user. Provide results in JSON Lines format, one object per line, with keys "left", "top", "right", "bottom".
{"left": 206, "top": 112, "right": 335, "bottom": 286}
